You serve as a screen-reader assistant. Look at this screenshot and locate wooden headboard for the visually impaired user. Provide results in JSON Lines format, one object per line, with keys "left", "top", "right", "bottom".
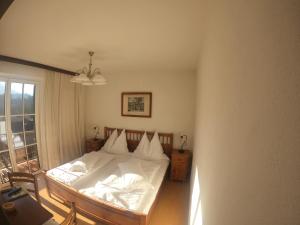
{"left": 104, "top": 127, "right": 173, "bottom": 158}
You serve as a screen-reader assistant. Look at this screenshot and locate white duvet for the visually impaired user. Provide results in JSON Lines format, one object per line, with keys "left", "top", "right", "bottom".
{"left": 48, "top": 151, "right": 169, "bottom": 214}
{"left": 47, "top": 151, "right": 114, "bottom": 185}
{"left": 71, "top": 154, "right": 168, "bottom": 213}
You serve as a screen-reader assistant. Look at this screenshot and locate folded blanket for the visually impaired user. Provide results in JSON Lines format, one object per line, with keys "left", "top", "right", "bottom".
{"left": 69, "top": 161, "right": 87, "bottom": 173}
{"left": 47, "top": 151, "right": 114, "bottom": 185}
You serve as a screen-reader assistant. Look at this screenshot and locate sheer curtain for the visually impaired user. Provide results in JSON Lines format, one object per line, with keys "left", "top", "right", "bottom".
{"left": 39, "top": 71, "right": 85, "bottom": 169}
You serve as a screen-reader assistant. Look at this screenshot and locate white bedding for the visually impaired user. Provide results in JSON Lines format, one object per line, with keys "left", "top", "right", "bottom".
{"left": 46, "top": 151, "right": 114, "bottom": 185}
{"left": 72, "top": 153, "right": 169, "bottom": 214}
{"left": 49, "top": 151, "right": 169, "bottom": 214}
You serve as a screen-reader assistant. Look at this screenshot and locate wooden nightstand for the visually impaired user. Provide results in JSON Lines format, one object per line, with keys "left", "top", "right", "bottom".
{"left": 171, "top": 149, "right": 192, "bottom": 181}
{"left": 85, "top": 138, "right": 104, "bottom": 153}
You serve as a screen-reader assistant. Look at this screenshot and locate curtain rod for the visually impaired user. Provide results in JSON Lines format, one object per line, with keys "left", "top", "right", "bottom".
{"left": 0, "top": 55, "right": 77, "bottom": 76}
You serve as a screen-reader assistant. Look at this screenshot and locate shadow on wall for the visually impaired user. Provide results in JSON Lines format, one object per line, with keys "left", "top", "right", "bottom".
{"left": 189, "top": 167, "right": 203, "bottom": 225}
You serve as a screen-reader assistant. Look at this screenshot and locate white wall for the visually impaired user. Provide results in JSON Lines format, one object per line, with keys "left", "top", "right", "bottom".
{"left": 190, "top": 0, "right": 300, "bottom": 225}
{"left": 85, "top": 71, "right": 196, "bottom": 149}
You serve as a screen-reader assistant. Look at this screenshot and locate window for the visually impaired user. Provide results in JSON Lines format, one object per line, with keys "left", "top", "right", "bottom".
{"left": 0, "top": 80, "right": 40, "bottom": 184}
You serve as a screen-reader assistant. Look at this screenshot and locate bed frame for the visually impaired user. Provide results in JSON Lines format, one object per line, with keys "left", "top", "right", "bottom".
{"left": 44, "top": 127, "right": 173, "bottom": 225}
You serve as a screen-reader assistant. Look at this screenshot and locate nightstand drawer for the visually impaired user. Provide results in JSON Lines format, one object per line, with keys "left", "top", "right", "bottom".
{"left": 172, "top": 157, "right": 188, "bottom": 164}
{"left": 172, "top": 160, "right": 188, "bottom": 168}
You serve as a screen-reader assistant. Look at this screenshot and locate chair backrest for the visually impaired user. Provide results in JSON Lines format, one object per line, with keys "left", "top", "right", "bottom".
{"left": 61, "top": 202, "right": 76, "bottom": 225}
{"left": 8, "top": 172, "right": 40, "bottom": 203}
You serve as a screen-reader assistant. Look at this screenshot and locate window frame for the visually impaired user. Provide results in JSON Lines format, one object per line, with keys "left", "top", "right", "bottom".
{"left": 0, "top": 76, "right": 41, "bottom": 176}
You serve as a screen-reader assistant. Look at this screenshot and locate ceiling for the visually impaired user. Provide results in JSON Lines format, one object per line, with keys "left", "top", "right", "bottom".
{"left": 0, "top": 0, "right": 202, "bottom": 73}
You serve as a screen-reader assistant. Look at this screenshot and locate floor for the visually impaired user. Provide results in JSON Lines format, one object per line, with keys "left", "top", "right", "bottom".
{"left": 37, "top": 175, "right": 190, "bottom": 225}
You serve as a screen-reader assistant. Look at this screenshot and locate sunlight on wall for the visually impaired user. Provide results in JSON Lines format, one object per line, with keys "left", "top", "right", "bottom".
{"left": 190, "top": 167, "right": 203, "bottom": 225}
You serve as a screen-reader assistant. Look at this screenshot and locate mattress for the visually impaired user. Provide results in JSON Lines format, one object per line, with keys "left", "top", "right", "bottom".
{"left": 48, "top": 152, "right": 169, "bottom": 214}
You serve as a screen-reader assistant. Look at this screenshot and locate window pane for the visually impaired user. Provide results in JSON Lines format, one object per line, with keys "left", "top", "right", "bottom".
{"left": 27, "top": 144, "right": 38, "bottom": 160}
{"left": 24, "top": 84, "right": 35, "bottom": 114}
{"left": 15, "top": 148, "right": 27, "bottom": 164}
{"left": 13, "top": 133, "right": 25, "bottom": 148}
{"left": 29, "top": 160, "right": 40, "bottom": 172}
{"left": 0, "top": 82, "right": 5, "bottom": 116}
{"left": 0, "top": 135, "right": 8, "bottom": 151}
{"left": 15, "top": 148, "right": 30, "bottom": 173}
{"left": 27, "top": 145, "right": 39, "bottom": 172}
{"left": 17, "top": 163, "right": 30, "bottom": 173}
{"left": 11, "top": 116, "right": 23, "bottom": 133}
{"left": 0, "top": 117, "right": 6, "bottom": 134}
{"left": 11, "top": 83, "right": 23, "bottom": 115}
{"left": 24, "top": 115, "right": 35, "bottom": 131}
{"left": 25, "top": 131, "right": 36, "bottom": 145}
{"left": 0, "top": 151, "right": 11, "bottom": 170}
{"left": 0, "top": 151, "right": 12, "bottom": 184}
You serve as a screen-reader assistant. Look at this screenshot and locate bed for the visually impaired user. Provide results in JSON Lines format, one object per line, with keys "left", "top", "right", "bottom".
{"left": 44, "top": 127, "right": 173, "bottom": 225}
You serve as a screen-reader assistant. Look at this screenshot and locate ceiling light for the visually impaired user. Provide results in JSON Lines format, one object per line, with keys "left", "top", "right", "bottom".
{"left": 70, "top": 51, "right": 107, "bottom": 86}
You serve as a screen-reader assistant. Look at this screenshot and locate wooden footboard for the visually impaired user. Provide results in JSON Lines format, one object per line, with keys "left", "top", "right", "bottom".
{"left": 43, "top": 172, "right": 166, "bottom": 225}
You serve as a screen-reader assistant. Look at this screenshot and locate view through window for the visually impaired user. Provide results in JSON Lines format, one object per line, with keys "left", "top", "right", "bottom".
{"left": 0, "top": 81, "right": 39, "bottom": 184}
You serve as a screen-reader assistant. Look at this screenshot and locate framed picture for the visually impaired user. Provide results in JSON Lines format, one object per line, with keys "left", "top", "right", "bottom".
{"left": 121, "top": 92, "right": 152, "bottom": 118}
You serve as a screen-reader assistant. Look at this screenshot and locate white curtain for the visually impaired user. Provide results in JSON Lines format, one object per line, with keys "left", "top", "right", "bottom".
{"left": 39, "top": 71, "right": 85, "bottom": 169}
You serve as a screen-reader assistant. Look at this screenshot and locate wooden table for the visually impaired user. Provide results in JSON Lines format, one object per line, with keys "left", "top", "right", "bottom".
{"left": 0, "top": 193, "right": 53, "bottom": 225}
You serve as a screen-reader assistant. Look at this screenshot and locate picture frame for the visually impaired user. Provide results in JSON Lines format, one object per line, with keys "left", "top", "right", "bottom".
{"left": 121, "top": 92, "right": 152, "bottom": 118}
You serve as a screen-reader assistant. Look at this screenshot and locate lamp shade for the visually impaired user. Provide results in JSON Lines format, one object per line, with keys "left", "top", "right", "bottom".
{"left": 70, "top": 74, "right": 90, "bottom": 83}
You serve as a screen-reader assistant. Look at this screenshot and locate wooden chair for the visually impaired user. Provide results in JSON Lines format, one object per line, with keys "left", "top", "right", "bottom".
{"left": 43, "top": 202, "right": 77, "bottom": 225}
{"left": 8, "top": 172, "right": 41, "bottom": 203}
{"left": 61, "top": 202, "right": 77, "bottom": 225}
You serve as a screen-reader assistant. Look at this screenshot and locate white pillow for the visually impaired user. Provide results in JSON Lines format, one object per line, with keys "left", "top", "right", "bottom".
{"left": 108, "top": 129, "right": 129, "bottom": 154}
{"left": 133, "top": 132, "right": 150, "bottom": 159}
{"left": 134, "top": 131, "right": 169, "bottom": 160}
{"left": 148, "top": 131, "right": 165, "bottom": 160}
{"left": 102, "top": 129, "right": 118, "bottom": 152}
